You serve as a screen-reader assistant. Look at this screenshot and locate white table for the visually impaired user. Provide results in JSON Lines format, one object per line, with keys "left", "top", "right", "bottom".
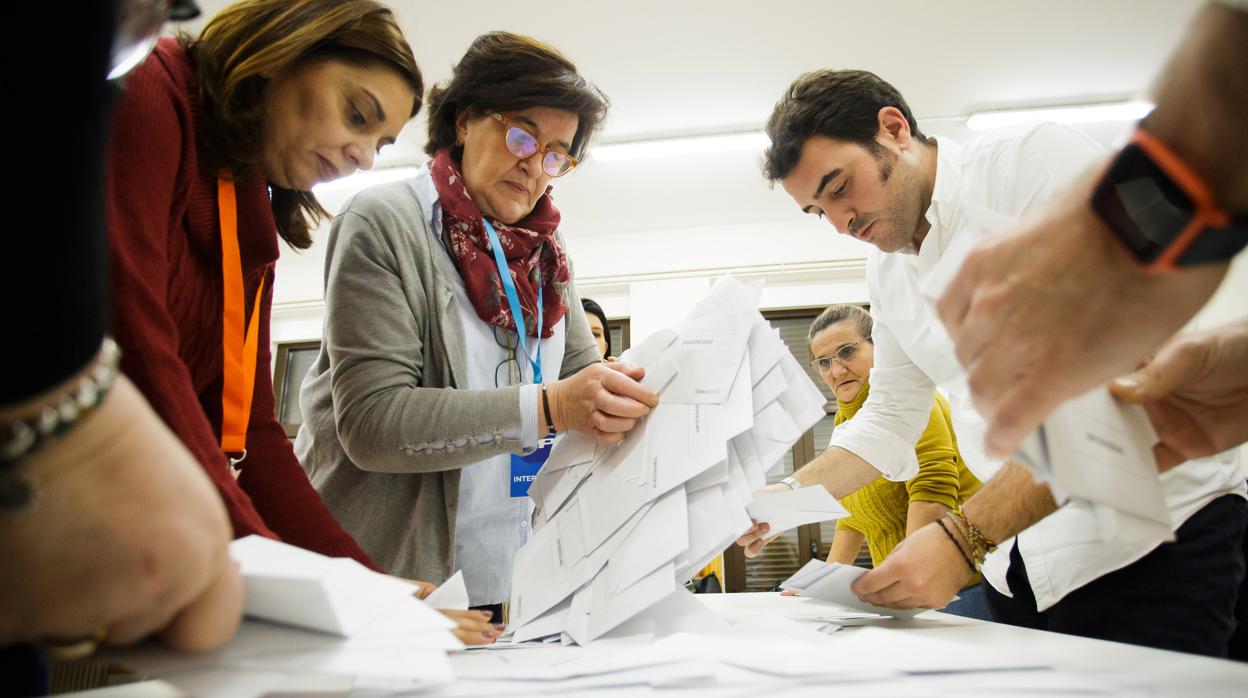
{"left": 442, "top": 592, "right": 1248, "bottom": 697}
{"left": 73, "top": 592, "right": 1248, "bottom": 697}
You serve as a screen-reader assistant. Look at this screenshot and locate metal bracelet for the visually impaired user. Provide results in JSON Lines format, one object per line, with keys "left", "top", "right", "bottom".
{"left": 0, "top": 338, "right": 121, "bottom": 510}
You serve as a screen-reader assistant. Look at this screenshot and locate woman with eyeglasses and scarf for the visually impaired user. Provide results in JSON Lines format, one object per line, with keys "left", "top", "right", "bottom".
{"left": 295, "top": 32, "right": 659, "bottom": 632}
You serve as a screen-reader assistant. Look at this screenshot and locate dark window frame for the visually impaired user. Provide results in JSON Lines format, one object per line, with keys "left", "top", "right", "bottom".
{"left": 272, "top": 340, "right": 322, "bottom": 438}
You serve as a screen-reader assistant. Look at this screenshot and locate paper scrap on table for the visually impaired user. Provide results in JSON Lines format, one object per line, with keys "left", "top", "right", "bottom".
{"left": 781, "top": 560, "right": 950, "bottom": 619}
{"left": 746, "top": 485, "right": 850, "bottom": 534}
{"left": 425, "top": 569, "right": 469, "bottom": 611}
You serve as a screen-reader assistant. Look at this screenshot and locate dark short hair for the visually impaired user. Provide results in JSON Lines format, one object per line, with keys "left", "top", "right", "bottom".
{"left": 425, "top": 32, "right": 609, "bottom": 162}
{"left": 185, "top": 0, "right": 423, "bottom": 250}
{"left": 809, "top": 304, "right": 873, "bottom": 346}
{"left": 580, "top": 297, "right": 611, "bottom": 359}
{"left": 762, "top": 69, "right": 927, "bottom": 183}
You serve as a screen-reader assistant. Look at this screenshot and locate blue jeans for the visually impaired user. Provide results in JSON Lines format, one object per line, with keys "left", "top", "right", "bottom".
{"left": 942, "top": 581, "right": 994, "bottom": 621}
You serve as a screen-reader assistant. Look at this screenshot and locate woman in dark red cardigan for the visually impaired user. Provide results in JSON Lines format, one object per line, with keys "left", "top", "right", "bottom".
{"left": 106, "top": 0, "right": 419, "bottom": 569}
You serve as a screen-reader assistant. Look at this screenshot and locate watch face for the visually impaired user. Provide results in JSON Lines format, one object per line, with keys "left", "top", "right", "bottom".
{"left": 1091, "top": 142, "right": 1194, "bottom": 264}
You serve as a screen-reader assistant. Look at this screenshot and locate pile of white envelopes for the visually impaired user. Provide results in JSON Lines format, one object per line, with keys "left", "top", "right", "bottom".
{"left": 510, "top": 276, "right": 829, "bottom": 644}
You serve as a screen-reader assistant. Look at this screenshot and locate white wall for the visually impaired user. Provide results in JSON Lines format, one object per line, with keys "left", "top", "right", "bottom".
{"left": 269, "top": 119, "right": 1138, "bottom": 344}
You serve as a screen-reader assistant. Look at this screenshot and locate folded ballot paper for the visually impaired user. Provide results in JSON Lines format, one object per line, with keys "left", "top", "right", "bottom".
{"left": 510, "top": 276, "right": 833, "bottom": 645}
{"left": 104, "top": 536, "right": 461, "bottom": 696}
{"left": 747, "top": 485, "right": 849, "bottom": 534}
{"left": 780, "top": 560, "right": 942, "bottom": 619}
{"left": 1014, "top": 387, "right": 1173, "bottom": 543}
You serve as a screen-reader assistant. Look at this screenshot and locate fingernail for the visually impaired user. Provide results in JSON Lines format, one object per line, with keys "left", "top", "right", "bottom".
{"left": 483, "top": 630, "right": 498, "bottom": 639}
{"left": 492, "top": 623, "right": 506, "bottom": 631}
{"left": 477, "top": 610, "right": 493, "bottom": 620}
{"left": 1111, "top": 376, "right": 1139, "bottom": 390}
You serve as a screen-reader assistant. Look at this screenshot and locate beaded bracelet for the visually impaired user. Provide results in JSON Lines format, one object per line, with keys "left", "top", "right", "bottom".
{"left": 0, "top": 338, "right": 121, "bottom": 510}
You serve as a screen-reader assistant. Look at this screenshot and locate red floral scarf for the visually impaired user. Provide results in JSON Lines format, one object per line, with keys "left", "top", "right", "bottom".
{"left": 430, "top": 149, "right": 570, "bottom": 338}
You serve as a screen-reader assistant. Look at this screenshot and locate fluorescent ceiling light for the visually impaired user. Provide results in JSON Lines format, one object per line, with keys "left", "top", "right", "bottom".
{"left": 592, "top": 131, "right": 770, "bottom": 161}
{"left": 311, "top": 166, "right": 422, "bottom": 196}
{"left": 966, "top": 100, "right": 1153, "bottom": 131}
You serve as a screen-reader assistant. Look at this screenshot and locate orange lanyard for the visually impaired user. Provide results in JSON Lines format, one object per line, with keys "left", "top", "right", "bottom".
{"left": 218, "top": 175, "right": 266, "bottom": 465}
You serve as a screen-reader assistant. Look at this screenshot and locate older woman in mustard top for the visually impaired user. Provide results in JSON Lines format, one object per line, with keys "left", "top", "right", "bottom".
{"left": 809, "top": 304, "right": 990, "bottom": 620}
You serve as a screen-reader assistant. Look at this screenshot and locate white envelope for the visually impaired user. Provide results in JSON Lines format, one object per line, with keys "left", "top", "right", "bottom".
{"left": 510, "top": 596, "right": 572, "bottom": 644}
{"left": 747, "top": 317, "right": 785, "bottom": 387}
{"left": 751, "top": 363, "right": 789, "bottom": 412}
{"left": 617, "top": 327, "right": 678, "bottom": 366}
{"left": 731, "top": 431, "right": 768, "bottom": 485}
{"left": 585, "top": 560, "right": 677, "bottom": 643}
{"left": 678, "top": 485, "right": 751, "bottom": 581}
{"left": 1014, "top": 386, "right": 1173, "bottom": 543}
{"left": 424, "top": 570, "right": 468, "bottom": 611}
{"left": 781, "top": 561, "right": 939, "bottom": 619}
{"left": 231, "top": 536, "right": 432, "bottom": 637}
{"left": 748, "top": 400, "right": 803, "bottom": 474}
{"left": 602, "top": 487, "right": 690, "bottom": 595}
{"left": 662, "top": 323, "right": 750, "bottom": 404}
{"left": 746, "top": 485, "right": 850, "bottom": 534}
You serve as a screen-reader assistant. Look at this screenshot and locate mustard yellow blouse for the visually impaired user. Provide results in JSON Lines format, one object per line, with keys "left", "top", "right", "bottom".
{"left": 834, "top": 378, "right": 981, "bottom": 569}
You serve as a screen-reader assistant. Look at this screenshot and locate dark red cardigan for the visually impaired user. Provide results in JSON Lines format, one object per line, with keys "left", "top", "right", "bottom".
{"left": 105, "top": 39, "right": 376, "bottom": 568}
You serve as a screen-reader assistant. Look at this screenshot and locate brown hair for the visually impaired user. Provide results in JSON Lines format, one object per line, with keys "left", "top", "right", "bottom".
{"left": 763, "top": 70, "right": 927, "bottom": 184}
{"left": 425, "top": 32, "right": 608, "bottom": 162}
{"left": 183, "top": 0, "right": 423, "bottom": 249}
{"left": 809, "top": 304, "right": 873, "bottom": 345}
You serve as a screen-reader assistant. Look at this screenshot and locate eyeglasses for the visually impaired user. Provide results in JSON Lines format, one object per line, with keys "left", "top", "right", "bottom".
{"left": 493, "top": 325, "right": 520, "bottom": 388}
{"left": 808, "top": 340, "right": 866, "bottom": 374}
{"left": 490, "top": 113, "right": 578, "bottom": 178}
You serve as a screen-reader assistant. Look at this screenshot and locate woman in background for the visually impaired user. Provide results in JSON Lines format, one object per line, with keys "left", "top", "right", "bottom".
{"left": 580, "top": 297, "right": 614, "bottom": 360}
{"left": 808, "top": 305, "right": 988, "bottom": 619}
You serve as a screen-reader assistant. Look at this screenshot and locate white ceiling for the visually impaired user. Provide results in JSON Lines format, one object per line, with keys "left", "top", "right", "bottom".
{"left": 181, "top": 0, "right": 1204, "bottom": 291}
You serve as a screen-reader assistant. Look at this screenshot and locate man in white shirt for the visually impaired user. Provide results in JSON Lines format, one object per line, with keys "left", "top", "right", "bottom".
{"left": 738, "top": 69, "right": 1246, "bottom": 656}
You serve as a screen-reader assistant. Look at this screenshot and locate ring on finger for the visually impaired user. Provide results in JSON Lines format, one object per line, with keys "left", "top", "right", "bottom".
{"left": 40, "top": 626, "right": 107, "bottom": 660}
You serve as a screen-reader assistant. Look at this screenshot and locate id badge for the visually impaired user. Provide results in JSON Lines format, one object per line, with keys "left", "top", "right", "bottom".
{"left": 510, "top": 436, "right": 555, "bottom": 498}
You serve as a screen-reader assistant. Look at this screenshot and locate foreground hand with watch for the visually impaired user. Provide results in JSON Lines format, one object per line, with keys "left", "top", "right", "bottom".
{"left": 937, "top": 119, "right": 1244, "bottom": 461}
{"left": 937, "top": 2, "right": 1248, "bottom": 461}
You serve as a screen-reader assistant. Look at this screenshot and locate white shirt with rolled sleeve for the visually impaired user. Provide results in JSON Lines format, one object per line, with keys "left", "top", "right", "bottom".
{"left": 829, "top": 124, "right": 1246, "bottom": 611}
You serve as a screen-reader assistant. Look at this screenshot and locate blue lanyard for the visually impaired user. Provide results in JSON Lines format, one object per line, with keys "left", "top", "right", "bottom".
{"left": 482, "top": 218, "right": 542, "bottom": 384}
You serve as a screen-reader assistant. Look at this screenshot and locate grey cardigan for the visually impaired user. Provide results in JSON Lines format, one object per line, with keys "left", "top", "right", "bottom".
{"left": 294, "top": 177, "right": 600, "bottom": 583}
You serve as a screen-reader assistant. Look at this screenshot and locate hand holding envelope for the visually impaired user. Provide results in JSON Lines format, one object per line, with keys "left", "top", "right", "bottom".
{"left": 781, "top": 560, "right": 946, "bottom": 619}
{"left": 546, "top": 361, "right": 661, "bottom": 445}
{"left": 746, "top": 485, "right": 850, "bottom": 535}
{"left": 1014, "top": 386, "right": 1173, "bottom": 543}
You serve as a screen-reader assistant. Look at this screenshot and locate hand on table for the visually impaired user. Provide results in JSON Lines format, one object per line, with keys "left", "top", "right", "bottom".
{"left": 548, "top": 362, "right": 660, "bottom": 444}
{"left": 1110, "top": 320, "right": 1248, "bottom": 471}
{"left": 937, "top": 197, "right": 1227, "bottom": 459}
{"left": 0, "top": 376, "right": 242, "bottom": 653}
{"left": 441, "top": 609, "right": 503, "bottom": 646}
{"left": 850, "top": 521, "right": 972, "bottom": 611}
